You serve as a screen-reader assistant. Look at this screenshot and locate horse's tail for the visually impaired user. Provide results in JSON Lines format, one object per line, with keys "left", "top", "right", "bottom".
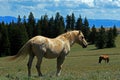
{"left": 10, "top": 40, "right": 31, "bottom": 60}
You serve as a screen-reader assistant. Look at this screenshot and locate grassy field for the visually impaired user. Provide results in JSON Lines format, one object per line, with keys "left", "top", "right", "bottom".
{"left": 0, "top": 35, "right": 120, "bottom": 80}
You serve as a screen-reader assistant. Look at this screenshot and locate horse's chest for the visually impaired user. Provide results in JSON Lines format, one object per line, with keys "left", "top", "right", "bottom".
{"left": 63, "top": 43, "right": 70, "bottom": 55}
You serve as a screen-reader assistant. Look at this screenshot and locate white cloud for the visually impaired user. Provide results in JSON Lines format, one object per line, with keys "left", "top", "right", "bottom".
{"left": 0, "top": 1, "right": 14, "bottom": 16}
{"left": 36, "top": 3, "right": 48, "bottom": 9}
{"left": 80, "top": 0, "right": 94, "bottom": 7}
{"left": 62, "top": 0, "right": 94, "bottom": 8}
{"left": 113, "top": 0, "right": 120, "bottom": 7}
{"left": 0, "top": 0, "right": 120, "bottom": 20}
{"left": 94, "top": 0, "right": 120, "bottom": 8}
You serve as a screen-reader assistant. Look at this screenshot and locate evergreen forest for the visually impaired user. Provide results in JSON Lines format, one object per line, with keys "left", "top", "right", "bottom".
{"left": 0, "top": 12, "right": 118, "bottom": 57}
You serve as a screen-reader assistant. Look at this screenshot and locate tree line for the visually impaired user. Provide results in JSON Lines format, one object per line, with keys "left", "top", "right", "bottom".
{"left": 0, "top": 12, "right": 118, "bottom": 57}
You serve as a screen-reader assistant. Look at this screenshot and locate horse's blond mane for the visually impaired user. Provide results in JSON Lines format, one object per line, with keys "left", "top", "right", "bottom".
{"left": 62, "top": 31, "right": 71, "bottom": 38}
{"left": 57, "top": 30, "right": 80, "bottom": 43}
{"left": 61, "top": 30, "right": 80, "bottom": 38}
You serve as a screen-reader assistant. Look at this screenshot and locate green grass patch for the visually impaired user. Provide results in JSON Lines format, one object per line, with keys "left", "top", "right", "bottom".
{"left": 0, "top": 35, "right": 120, "bottom": 80}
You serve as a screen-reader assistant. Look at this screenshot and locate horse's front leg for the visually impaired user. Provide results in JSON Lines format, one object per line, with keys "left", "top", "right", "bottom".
{"left": 56, "top": 54, "right": 65, "bottom": 76}
{"left": 105, "top": 59, "right": 107, "bottom": 63}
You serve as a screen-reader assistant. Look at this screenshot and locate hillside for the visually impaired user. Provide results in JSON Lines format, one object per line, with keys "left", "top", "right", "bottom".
{"left": 0, "top": 35, "right": 120, "bottom": 80}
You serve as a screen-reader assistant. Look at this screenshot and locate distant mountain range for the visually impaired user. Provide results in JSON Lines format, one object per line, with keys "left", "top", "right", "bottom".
{"left": 0, "top": 16, "right": 17, "bottom": 23}
{"left": 0, "top": 16, "right": 120, "bottom": 28}
{"left": 88, "top": 19, "right": 120, "bottom": 28}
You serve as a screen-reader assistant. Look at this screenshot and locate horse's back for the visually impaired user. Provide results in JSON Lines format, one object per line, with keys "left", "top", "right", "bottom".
{"left": 30, "top": 36, "right": 47, "bottom": 44}
{"left": 100, "top": 55, "right": 109, "bottom": 59}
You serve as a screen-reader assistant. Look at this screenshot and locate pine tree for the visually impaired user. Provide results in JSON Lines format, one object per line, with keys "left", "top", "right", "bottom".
{"left": 8, "top": 24, "right": 20, "bottom": 55}
{"left": 66, "top": 15, "right": 71, "bottom": 30}
{"left": 40, "top": 14, "right": 49, "bottom": 37}
{"left": 0, "top": 22, "right": 10, "bottom": 56}
{"left": 112, "top": 25, "right": 118, "bottom": 38}
{"left": 71, "top": 13, "right": 75, "bottom": 30}
{"left": 17, "top": 15, "right": 21, "bottom": 24}
{"left": 8, "top": 15, "right": 28, "bottom": 55}
{"left": 26, "top": 12, "right": 35, "bottom": 38}
{"left": 75, "top": 15, "right": 83, "bottom": 30}
{"left": 88, "top": 25, "right": 97, "bottom": 44}
{"left": 59, "top": 16, "right": 65, "bottom": 34}
{"left": 23, "top": 15, "right": 27, "bottom": 27}
{"left": 83, "top": 17, "right": 90, "bottom": 40}
{"left": 95, "top": 26, "right": 107, "bottom": 49}
{"left": 55, "top": 12, "right": 65, "bottom": 36}
{"left": 48, "top": 16, "right": 55, "bottom": 38}
{"left": 106, "top": 28, "right": 116, "bottom": 48}
{"left": 35, "top": 19, "right": 41, "bottom": 36}
{"left": 17, "top": 15, "right": 28, "bottom": 46}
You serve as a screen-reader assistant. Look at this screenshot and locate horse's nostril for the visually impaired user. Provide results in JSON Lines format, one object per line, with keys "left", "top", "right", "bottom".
{"left": 83, "top": 45, "right": 87, "bottom": 48}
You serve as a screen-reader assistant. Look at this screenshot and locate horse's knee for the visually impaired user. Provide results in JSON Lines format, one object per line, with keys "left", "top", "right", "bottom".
{"left": 36, "top": 64, "right": 43, "bottom": 76}
{"left": 27, "top": 63, "right": 32, "bottom": 77}
{"left": 27, "top": 63, "right": 31, "bottom": 69}
{"left": 57, "top": 64, "right": 62, "bottom": 69}
{"left": 36, "top": 65, "right": 40, "bottom": 69}
{"left": 107, "top": 58, "right": 109, "bottom": 63}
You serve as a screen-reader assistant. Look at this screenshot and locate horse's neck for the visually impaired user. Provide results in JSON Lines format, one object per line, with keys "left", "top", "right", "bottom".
{"left": 68, "top": 33, "right": 76, "bottom": 46}
{"left": 58, "top": 32, "right": 76, "bottom": 46}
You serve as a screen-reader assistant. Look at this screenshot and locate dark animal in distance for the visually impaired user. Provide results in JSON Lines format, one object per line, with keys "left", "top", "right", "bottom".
{"left": 99, "top": 55, "right": 109, "bottom": 63}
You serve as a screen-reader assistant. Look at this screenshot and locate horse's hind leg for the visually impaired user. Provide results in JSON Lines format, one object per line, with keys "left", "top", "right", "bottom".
{"left": 36, "top": 55, "right": 43, "bottom": 76}
{"left": 56, "top": 54, "right": 65, "bottom": 76}
{"left": 27, "top": 54, "right": 34, "bottom": 77}
{"left": 107, "top": 58, "right": 109, "bottom": 63}
{"left": 99, "top": 57, "right": 102, "bottom": 63}
{"left": 32, "top": 45, "right": 44, "bottom": 77}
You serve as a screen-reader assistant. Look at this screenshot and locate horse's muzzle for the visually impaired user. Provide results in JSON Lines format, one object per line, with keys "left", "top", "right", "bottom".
{"left": 82, "top": 44, "right": 87, "bottom": 48}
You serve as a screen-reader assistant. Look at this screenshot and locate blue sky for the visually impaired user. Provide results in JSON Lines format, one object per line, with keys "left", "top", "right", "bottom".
{"left": 0, "top": 0, "right": 120, "bottom": 20}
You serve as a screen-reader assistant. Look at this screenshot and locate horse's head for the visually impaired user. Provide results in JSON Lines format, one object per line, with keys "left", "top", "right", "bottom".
{"left": 76, "top": 31, "right": 88, "bottom": 48}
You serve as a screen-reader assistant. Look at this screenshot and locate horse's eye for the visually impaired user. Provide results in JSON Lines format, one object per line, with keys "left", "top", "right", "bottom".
{"left": 82, "top": 36, "right": 84, "bottom": 39}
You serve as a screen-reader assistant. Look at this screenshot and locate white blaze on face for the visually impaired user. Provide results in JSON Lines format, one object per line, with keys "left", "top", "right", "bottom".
{"left": 79, "top": 32, "right": 88, "bottom": 47}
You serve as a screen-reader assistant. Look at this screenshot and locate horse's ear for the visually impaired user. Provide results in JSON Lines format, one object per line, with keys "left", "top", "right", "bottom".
{"left": 64, "top": 29, "right": 72, "bottom": 33}
{"left": 64, "top": 29, "right": 67, "bottom": 32}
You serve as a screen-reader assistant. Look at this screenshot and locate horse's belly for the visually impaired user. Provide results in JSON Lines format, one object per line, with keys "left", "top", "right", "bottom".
{"left": 44, "top": 51, "right": 59, "bottom": 59}
{"left": 44, "top": 46, "right": 63, "bottom": 59}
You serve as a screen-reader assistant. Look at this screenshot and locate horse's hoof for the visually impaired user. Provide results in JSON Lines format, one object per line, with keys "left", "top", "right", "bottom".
{"left": 38, "top": 74, "right": 43, "bottom": 77}
{"left": 56, "top": 74, "right": 61, "bottom": 77}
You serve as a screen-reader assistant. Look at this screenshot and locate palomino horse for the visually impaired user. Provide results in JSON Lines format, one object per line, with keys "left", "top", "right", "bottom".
{"left": 11, "top": 30, "right": 88, "bottom": 77}
{"left": 99, "top": 55, "right": 109, "bottom": 63}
